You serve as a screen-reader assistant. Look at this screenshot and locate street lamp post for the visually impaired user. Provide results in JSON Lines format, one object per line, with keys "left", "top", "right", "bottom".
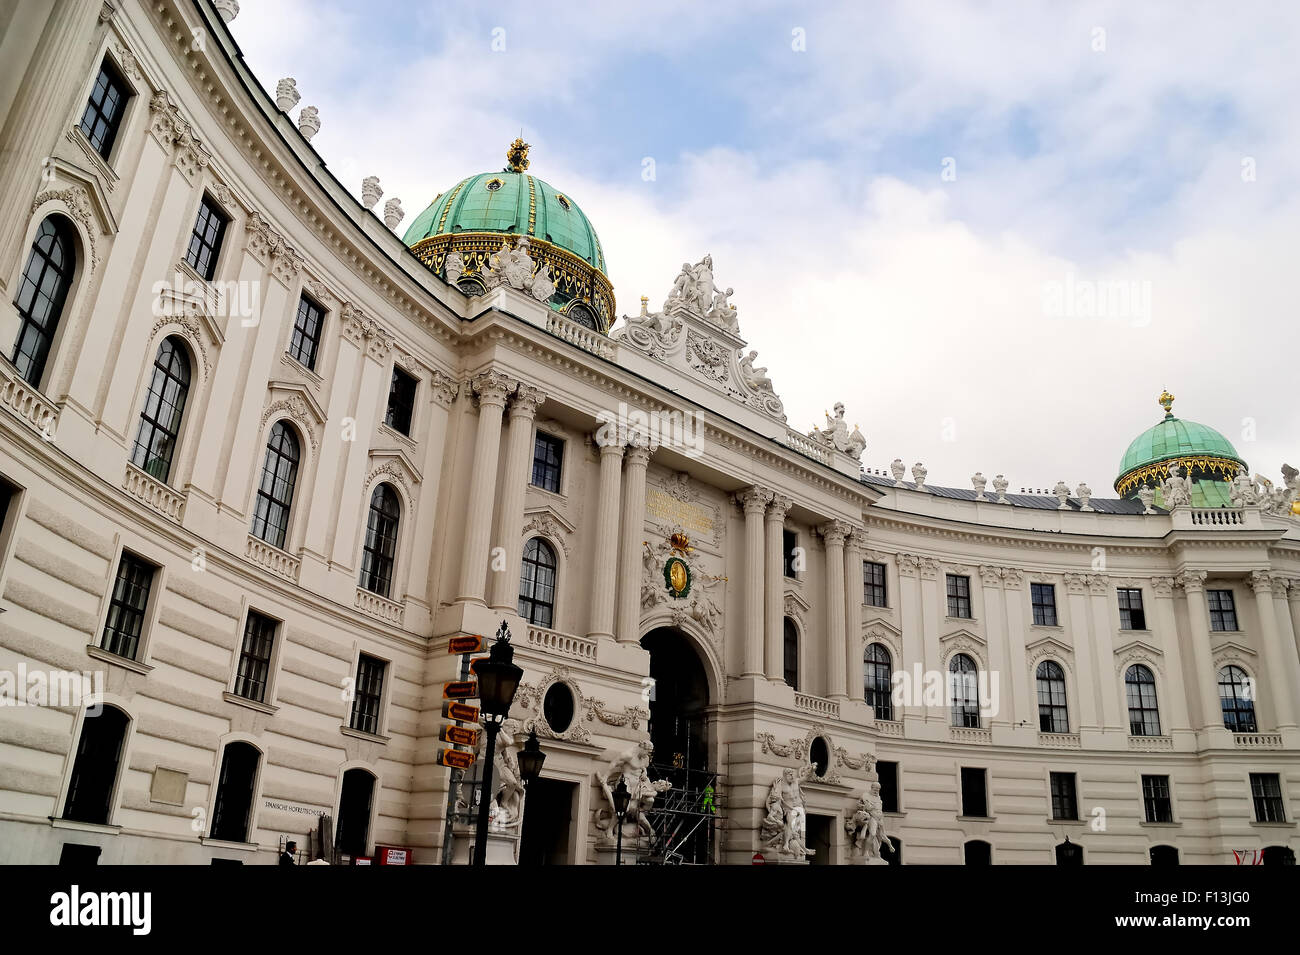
{"left": 472, "top": 622, "right": 524, "bottom": 867}
{"left": 613, "top": 777, "right": 631, "bottom": 866}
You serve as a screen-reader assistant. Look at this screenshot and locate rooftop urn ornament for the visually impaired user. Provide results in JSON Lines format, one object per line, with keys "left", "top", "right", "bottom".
{"left": 972, "top": 472, "right": 988, "bottom": 501}
{"left": 1138, "top": 485, "right": 1156, "bottom": 514}
{"left": 1076, "top": 482, "right": 1093, "bottom": 511}
{"left": 298, "top": 106, "right": 320, "bottom": 142}
{"left": 383, "top": 197, "right": 405, "bottom": 230}
{"left": 213, "top": 0, "right": 239, "bottom": 22}
{"left": 890, "top": 458, "right": 906, "bottom": 485}
{"left": 911, "top": 462, "right": 928, "bottom": 492}
{"left": 275, "top": 78, "right": 300, "bottom": 112}
{"left": 506, "top": 137, "right": 531, "bottom": 173}
{"left": 992, "top": 474, "right": 1010, "bottom": 504}
{"left": 361, "top": 176, "right": 382, "bottom": 210}
{"left": 1053, "top": 480, "right": 1071, "bottom": 509}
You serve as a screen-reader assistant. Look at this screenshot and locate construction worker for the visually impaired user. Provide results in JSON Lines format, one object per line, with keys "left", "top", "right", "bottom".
{"left": 700, "top": 783, "right": 716, "bottom": 814}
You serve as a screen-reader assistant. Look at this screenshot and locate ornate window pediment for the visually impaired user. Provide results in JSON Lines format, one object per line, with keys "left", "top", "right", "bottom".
{"left": 1026, "top": 634, "right": 1075, "bottom": 673}
{"left": 261, "top": 380, "right": 326, "bottom": 452}
{"left": 365, "top": 447, "right": 422, "bottom": 502}
{"left": 1114, "top": 637, "right": 1164, "bottom": 676}
{"left": 523, "top": 505, "right": 575, "bottom": 556}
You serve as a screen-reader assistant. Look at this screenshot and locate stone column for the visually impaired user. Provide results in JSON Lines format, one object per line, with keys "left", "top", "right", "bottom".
{"left": 1063, "top": 574, "right": 1100, "bottom": 732}
{"left": 820, "top": 521, "right": 851, "bottom": 700}
{"left": 736, "top": 487, "right": 772, "bottom": 677}
{"left": 979, "top": 566, "right": 1012, "bottom": 729}
{"left": 1271, "top": 577, "right": 1300, "bottom": 725}
{"left": 457, "top": 370, "right": 514, "bottom": 605}
{"left": 1148, "top": 577, "right": 1192, "bottom": 734}
{"left": 764, "top": 494, "right": 793, "bottom": 682}
{"left": 488, "top": 385, "right": 546, "bottom": 611}
{"left": 897, "top": 555, "right": 925, "bottom": 725}
{"left": 615, "top": 440, "right": 654, "bottom": 644}
{"left": 1087, "top": 574, "right": 1124, "bottom": 731}
{"left": 1249, "top": 572, "right": 1298, "bottom": 730}
{"left": 918, "top": 557, "right": 942, "bottom": 721}
{"left": 1172, "top": 570, "right": 1223, "bottom": 732}
{"left": 844, "top": 529, "right": 867, "bottom": 699}
{"left": 1000, "top": 569, "right": 1033, "bottom": 734}
{"left": 586, "top": 436, "right": 624, "bottom": 640}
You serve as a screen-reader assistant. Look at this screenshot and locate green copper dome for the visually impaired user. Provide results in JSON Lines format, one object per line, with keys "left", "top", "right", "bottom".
{"left": 1114, "top": 390, "right": 1247, "bottom": 504}
{"left": 402, "top": 139, "right": 615, "bottom": 332}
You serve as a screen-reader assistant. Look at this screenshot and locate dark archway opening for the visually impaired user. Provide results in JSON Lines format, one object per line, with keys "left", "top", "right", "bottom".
{"left": 1150, "top": 844, "right": 1179, "bottom": 865}
{"left": 335, "top": 769, "right": 375, "bottom": 860}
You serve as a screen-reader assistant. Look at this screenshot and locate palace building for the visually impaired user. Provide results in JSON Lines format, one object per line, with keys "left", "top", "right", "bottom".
{"left": 1, "top": 0, "right": 1298, "bottom": 865}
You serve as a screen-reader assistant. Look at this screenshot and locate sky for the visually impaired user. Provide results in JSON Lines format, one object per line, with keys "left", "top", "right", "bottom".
{"left": 227, "top": 0, "right": 1296, "bottom": 497}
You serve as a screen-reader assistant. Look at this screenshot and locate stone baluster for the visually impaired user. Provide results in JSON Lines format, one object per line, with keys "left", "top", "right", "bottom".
{"left": 487, "top": 385, "right": 546, "bottom": 611}
{"left": 457, "top": 370, "right": 515, "bottom": 604}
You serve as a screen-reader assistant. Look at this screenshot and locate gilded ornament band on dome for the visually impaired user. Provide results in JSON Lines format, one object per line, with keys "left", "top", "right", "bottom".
{"left": 1114, "top": 455, "right": 1244, "bottom": 496}
{"left": 526, "top": 175, "right": 537, "bottom": 235}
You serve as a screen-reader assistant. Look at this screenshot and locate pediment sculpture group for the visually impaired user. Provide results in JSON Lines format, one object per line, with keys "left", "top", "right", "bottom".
{"left": 760, "top": 767, "right": 893, "bottom": 864}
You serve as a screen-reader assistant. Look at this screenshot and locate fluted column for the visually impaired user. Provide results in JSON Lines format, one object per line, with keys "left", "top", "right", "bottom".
{"left": 457, "top": 371, "right": 514, "bottom": 605}
{"left": 615, "top": 440, "right": 654, "bottom": 644}
{"left": 764, "top": 495, "right": 792, "bottom": 681}
{"left": 1250, "top": 572, "right": 1298, "bottom": 730}
{"left": 1148, "top": 577, "right": 1192, "bottom": 733}
{"left": 820, "top": 521, "right": 851, "bottom": 699}
{"left": 979, "top": 566, "right": 1012, "bottom": 729}
{"left": 587, "top": 436, "right": 625, "bottom": 640}
{"left": 1000, "top": 569, "right": 1033, "bottom": 730}
{"left": 844, "top": 529, "right": 867, "bottom": 699}
{"left": 897, "top": 555, "right": 925, "bottom": 725}
{"left": 488, "top": 385, "right": 546, "bottom": 610}
{"left": 1087, "top": 574, "right": 1124, "bottom": 731}
{"left": 1063, "top": 574, "right": 1100, "bottom": 731}
{"left": 737, "top": 487, "right": 772, "bottom": 677}
{"left": 1272, "top": 578, "right": 1300, "bottom": 722}
{"left": 1174, "top": 570, "right": 1226, "bottom": 731}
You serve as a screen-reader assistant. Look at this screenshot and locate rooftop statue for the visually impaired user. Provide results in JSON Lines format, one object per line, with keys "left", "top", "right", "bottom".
{"left": 809, "top": 402, "right": 867, "bottom": 460}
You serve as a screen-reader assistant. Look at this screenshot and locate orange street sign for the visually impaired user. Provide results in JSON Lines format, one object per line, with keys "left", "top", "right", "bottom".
{"left": 467, "top": 656, "right": 489, "bottom": 676}
{"left": 438, "top": 748, "right": 475, "bottom": 770}
{"left": 442, "top": 701, "right": 479, "bottom": 722}
{"left": 443, "top": 680, "right": 478, "bottom": 700}
{"left": 448, "top": 635, "right": 483, "bottom": 655}
{"left": 441, "top": 724, "right": 479, "bottom": 747}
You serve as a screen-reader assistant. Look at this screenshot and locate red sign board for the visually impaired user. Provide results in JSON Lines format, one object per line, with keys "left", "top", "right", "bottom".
{"left": 442, "top": 701, "right": 480, "bottom": 722}
{"left": 447, "top": 635, "right": 482, "bottom": 655}
{"left": 440, "top": 724, "right": 479, "bottom": 747}
{"left": 442, "top": 680, "right": 478, "bottom": 699}
{"left": 375, "top": 845, "right": 413, "bottom": 866}
{"left": 752, "top": 852, "right": 765, "bottom": 866}
{"left": 438, "top": 748, "right": 475, "bottom": 770}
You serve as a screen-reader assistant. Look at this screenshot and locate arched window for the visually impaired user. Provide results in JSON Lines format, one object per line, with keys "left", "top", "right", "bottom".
{"left": 864, "top": 643, "right": 893, "bottom": 721}
{"left": 1036, "top": 660, "right": 1069, "bottom": 733}
{"left": 359, "top": 483, "right": 400, "bottom": 597}
{"left": 130, "top": 336, "right": 191, "bottom": 482}
{"left": 1149, "top": 845, "right": 1179, "bottom": 865}
{"left": 62, "top": 705, "right": 129, "bottom": 825}
{"left": 517, "top": 537, "right": 556, "bottom": 627}
{"left": 783, "top": 617, "right": 799, "bottom": 690}
{"left": 11, "top": 216, "right": 76, "bottom": 386}
{"left": 1125, "top": 664, "right": 1161, "bottom": 736}
{"left": 250, "top": 422, "right": 299, "bottom": 549}
{"left": 1218, "top": 665, "right": 1256, "bottom": 733}
{"left": 335, "top": 768, "right": 376, "bottom": 859}
{"left": 210, "top": 741, "right": 260, "bottom": 843}
{"left": 949, "top": 653, "right": 980, "bottom": 728}
{"left": 963, "top": 839, "right": 991, "bottom": 865}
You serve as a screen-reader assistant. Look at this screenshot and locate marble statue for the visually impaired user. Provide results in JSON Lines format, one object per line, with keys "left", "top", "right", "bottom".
{"left": 706, "top": 287, "right": 739, "bottom": 332}
{"left": 739, "top": 350, "right": 773, "bottom": 392}
{"left": 691, "top": 254, "right": 719, "bottom": 312}
{"left": 1161, "top": 464, "right": 1192, "bottom": 509}
{"left": 530, "top": 262, "right": 556, "bottom": 302}
{"left": 760, "top": 768, "right": 814, "bottom": 859}
{"left": 444, "top": 251, "right": 464, "bottom": 286}
{"left": 1230, "top": 471, "right": 1257, "bottom": 507}
{"left": 593, "top": 740, "right": 670, "bottom": 842}
{"left": 664, "top": 263, "right": 693, "bottom": 312}
{"left": 487, "top": 720, "right": 525, "bottom": 831}
{"left": 911, "top": 462, "right": 928, "bottom": 491}
{"left": 809, "top": 403, "right": 866, "bottom": 458}
{"left": 1053, "top": 480, "right": 1071, "bottom": 509}
{"left": 972, "top": 472, "right": 988, "bottom": 501}
{"left": 845, "top": 783, "right": 894, "bottom": 864}
{"left": 1138, "top": 485, "right": 1156, "bottom": 514}
{"left": 1076, "top": 482, "right": 1093, "bottom": 511}
{"left": 890, "top": 458, "right": 906, "bottom": 485}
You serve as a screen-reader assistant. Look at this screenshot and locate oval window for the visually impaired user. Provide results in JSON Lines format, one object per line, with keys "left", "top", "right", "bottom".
{"left": 543, "top": 683, "right": 575, "bottom": 733}
{"left": 810, "top": 736, "right": 830, "bottom": 778}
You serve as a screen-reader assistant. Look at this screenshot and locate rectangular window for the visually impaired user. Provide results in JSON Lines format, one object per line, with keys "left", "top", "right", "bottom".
{"left": 946, "top": 574, "right": 971, "bottom": 618}
{"left": 1142, "top": 775, "right": 1173, "bottom": 823}
{"left": 1031, "top": 583, "right": 1058, "bottom": 626}
{"left": 878, "top": 761, "right": 899, "bottom": 813}
{"left": 1207, "top": 589, "right": 1238, "bottom": 631}
{"left": 349, "top": 654, "right": 386, "bottom": 736}
{"left": 384, "top": 367, "right": 418, "bottom": 436}
{"left": 288, "top": 295, "right": 325, "bottom": 371}
{"left": 960, "top": 767, "right": 987, "bottom": 818}
{"left": 1250, "top": 773, "right": 1286, "bottom": 823}
{"left": 79, "top": 59, "right": 130, "bottom": 159}
{"left": 1117, "top": 588, "right": 1146, "bottom": 630}
{"left": 863, "top": 561, "right": 887, "bottom": 608}
{"left": 233, "top": 611, "right": 277, "bottom": 703}
{"left": 531, "top": 432, "right": 563, "bottom": 493}
{"left": 1050, "top": 772, "right": 1078, "bottom": 820}
{"left": 782, "top": 529, "right": 798, "bottom": 578}
{"left": 185, "top": 196, "right": 227, "bottom": 281}
{"left": 101, "top": 551, "right": 156, "bottom": 660}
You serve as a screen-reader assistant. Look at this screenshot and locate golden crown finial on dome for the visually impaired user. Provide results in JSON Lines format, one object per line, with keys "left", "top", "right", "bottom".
{"left": 506, "top": 137, "right": 530, "bottom": 173}
{"left": 1158, "top": 388, "right": 1175, "bottom": 417}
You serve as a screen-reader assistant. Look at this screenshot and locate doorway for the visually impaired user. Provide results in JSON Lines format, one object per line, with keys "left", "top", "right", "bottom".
{"left": 519, "top": 778, "right": 576, "bottom": 865}
{"left": 806, "top": 813, "right": 833, "bottom": 864}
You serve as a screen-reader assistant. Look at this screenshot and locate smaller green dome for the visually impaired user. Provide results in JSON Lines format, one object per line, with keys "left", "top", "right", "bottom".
{"left": 1114, "top": 391, "right": 1247, "bottom": 498}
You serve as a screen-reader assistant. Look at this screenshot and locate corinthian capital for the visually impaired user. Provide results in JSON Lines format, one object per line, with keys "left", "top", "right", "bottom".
{"left": 509, "top": 384, "right": 547, "bottom": 419}
{"left": 470, "top": 369, "right": 516, "bottom": 407}
{"left": 736, "top": 486, "right": 773, "bottom": 514}
{"left": 1175, "top": 569, "right": 1207, "bottom": 593}
{"left": 767, "top": 492, "right": 794, "bottom": 522}
{"left": 1248, "top": 570, "right": 1275, "bottom": 595}
{"left": 818, "top": 520, "right": 852, "bottom": 548}
{"left": 1149, "top": 575, "right": 1176, "bottom": 598}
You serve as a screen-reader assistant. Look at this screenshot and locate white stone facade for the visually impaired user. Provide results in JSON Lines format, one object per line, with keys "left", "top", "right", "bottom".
{"left": 0, "top": 1, "right": 1296, "bottom": 865}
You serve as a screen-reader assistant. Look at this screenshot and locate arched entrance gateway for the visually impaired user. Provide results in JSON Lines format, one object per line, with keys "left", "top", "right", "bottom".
{"left": 639, "top": 627, "right": 718, "bottom": 864}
